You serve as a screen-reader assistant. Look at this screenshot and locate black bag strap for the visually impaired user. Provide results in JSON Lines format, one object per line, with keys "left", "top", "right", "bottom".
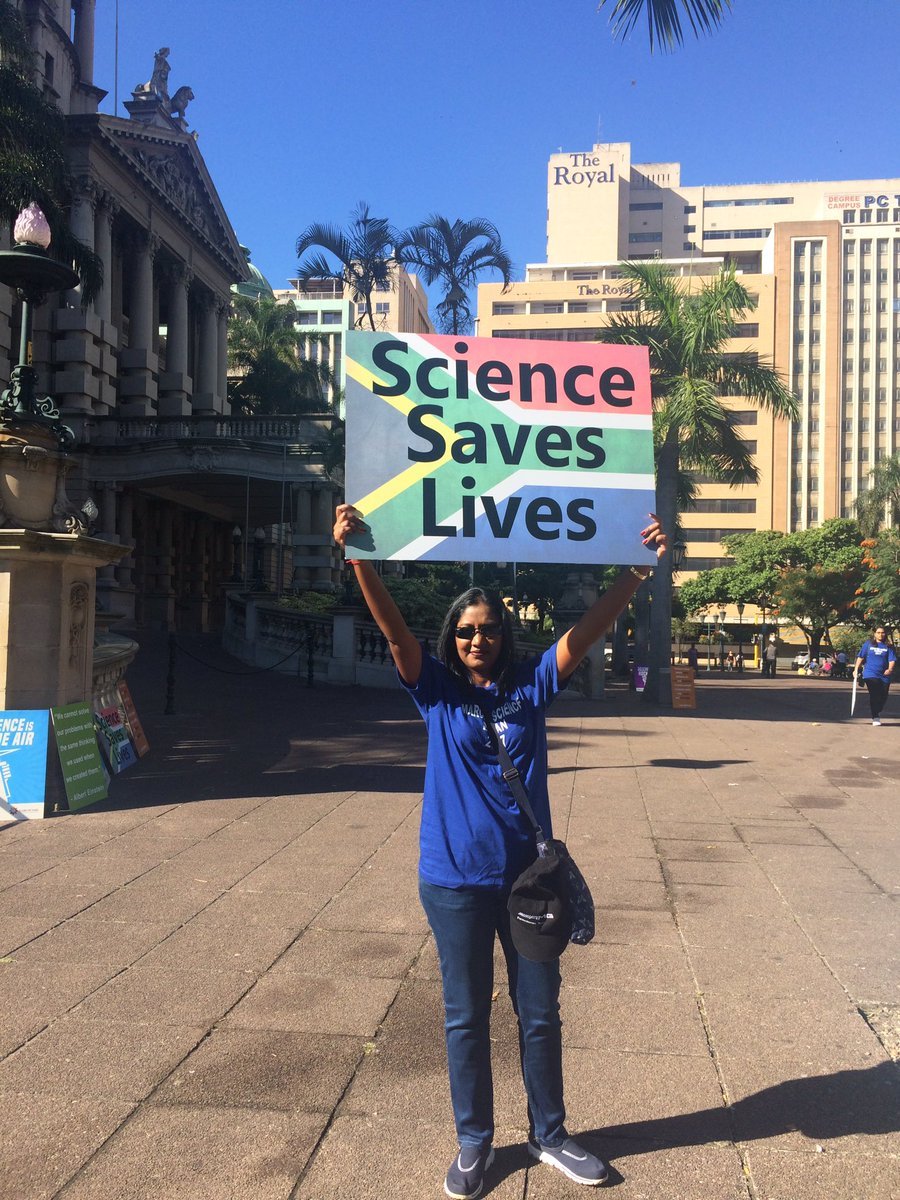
{"left": 475, "top": 698, "right": 550, "bottom": 852}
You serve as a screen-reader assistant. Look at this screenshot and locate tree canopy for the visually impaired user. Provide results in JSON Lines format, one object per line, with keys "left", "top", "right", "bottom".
{"left": 597, "top": 0, "right": 733, "bottom": 52}
{"left": 295, "top": 203, "right": 396, "bottom": 332}
{"left": 678, "top": 519, "right": 866, "bottom": 656}
{"left": 227, "top": 295, "right": 333, "bottom": 415}
{"left": 396, "top": 215, "right": 512, "bottom": 335}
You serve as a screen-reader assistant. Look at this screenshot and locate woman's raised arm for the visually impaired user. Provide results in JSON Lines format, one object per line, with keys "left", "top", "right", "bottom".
{"left": 333, "top": 504, "right": 422, "bottom": 686}
{"left": 556, "top": 514, "right": 667, "bottom": 682}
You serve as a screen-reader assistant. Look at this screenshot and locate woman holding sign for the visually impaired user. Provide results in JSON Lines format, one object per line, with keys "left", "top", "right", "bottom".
{"left": 334, "top": 502, "right": 666, "bottom": 1197}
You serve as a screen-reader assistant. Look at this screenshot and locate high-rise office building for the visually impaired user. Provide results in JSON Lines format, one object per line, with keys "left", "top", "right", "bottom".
{"left": 477, "top": 142, "right": 900, "bottom": 575}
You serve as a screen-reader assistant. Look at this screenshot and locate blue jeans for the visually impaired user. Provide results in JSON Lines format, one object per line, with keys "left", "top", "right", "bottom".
{"left": 419, "top": 877, "right": 566, "bottom": 1151}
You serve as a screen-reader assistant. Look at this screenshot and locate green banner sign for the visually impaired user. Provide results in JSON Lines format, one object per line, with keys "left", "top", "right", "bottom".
{"left": 51, "top": 703, "right": 109, "bottom": 812}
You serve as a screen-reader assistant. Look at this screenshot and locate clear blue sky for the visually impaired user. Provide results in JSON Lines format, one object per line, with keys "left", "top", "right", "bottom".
{"left": 93, "top": 0, "right": 900, "bottom": 293}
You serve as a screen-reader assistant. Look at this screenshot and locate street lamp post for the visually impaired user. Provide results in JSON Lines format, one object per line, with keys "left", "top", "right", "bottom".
{"left": 0, "top": 205, "right": 79, "bottom": 452}
{"left": 718, "top": 607, "right": 727, "bottom": 671}
{"left": 706, "top": 611, "right": 714, "bottom": 671}
{"left": 736, "top": 601, "right": 745, "bottom": 672}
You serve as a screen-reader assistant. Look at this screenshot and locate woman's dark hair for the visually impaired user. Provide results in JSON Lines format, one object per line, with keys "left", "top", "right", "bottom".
{"left": 437, "top": 587, "right": 517, "bottom": 693}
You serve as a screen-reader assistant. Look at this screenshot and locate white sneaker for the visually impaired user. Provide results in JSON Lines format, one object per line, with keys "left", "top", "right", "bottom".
{"left": 872, "top": 718, "right": 882, "bottom": 726}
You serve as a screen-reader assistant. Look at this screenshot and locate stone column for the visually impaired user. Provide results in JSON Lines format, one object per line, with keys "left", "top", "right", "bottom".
{"left": 73, "top": 0, "right": 96, "bottom": 85}
{"left": 66, "top": 176, "right": 98, "bottom": 307}
{"left": 93, "top": 194, "right": 118, "bottom": 325}
{"left": 158, "top": 263, "right": 192, "bottom": 416}
{"left": 291, "top": 484, "right": 313, "bottom": 590}
{"left": 216, "top": 299, "right": 229, "bottom": 413}
{"left": 116, "top": 489, "right": 136, "bottom": 617}
{"left": 95, "top": 483, "right": 119, "bottom": 610}
{"left": 119, "top": 230, "right": 160, "bottom": 415}
{"left": 310, "top": 486, "right": 334, "bottom": 590}
{"left": 193, "top": 291, "right": 219, "bottom": 413}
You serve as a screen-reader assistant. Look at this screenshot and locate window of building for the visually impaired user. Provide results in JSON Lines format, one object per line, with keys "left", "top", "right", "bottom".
{"left": 877, "top": 417, "right": 887, "bottom": 431}
{"left": 375, "top": 302, "right": 390, "bottom": 314}
{"left": 570, "top": 271, "right": 598, "bottom": 280}
{"left": 705, "top": 228, "right": 771, "bottom": 240}
{"left": 704, "top": 197, "right": 793, "bottom": 208}
{"left": 692, "top": 498, "right": 757, "bottom": 514}
{"left": 844, "top": 359, "right": 854, "bottom": 371}
{"left": 493, "top": 303, "right": 525, "bottom": 315}
{"left": 811, "top": 300, "right": 821, "bottom": 314}
{"left": 728, "top": 410, "right": 759, "bottom": 426}
{"left": 842, "top": 418, "right": 852, "bottom": 431}
{"left": 628, "top": 232, "right": 663, "bottom": 243}
{"left": 843, "top": 329, "right": 854, "bottom": 343}
{"left": 844, "top": 270, "right": 855, "bottom": 283}
{"left": 683, "top": 225, "right": 696, "bottom": 234}
{"left": 296, "top": 311, "right": 318, "bottom": 326}
{"left": 44, "top": 52, "right": 54, "bottom": 84}
{"left": 810, "top": 358, "right": 820, "bottom": 373}
{"left": 861, "top": 269, "right": 871, "bottom": 282}
{"left": 859, "top": 209, "right": 872, "bottom": 223}
{"left": 532, "top": 302, "right": 564, "bottom": 314}
{"left": 810, "top": 329, "right": 820, "bottom": 344}
{"left": 321, "top": 311, "right": 341, "bottom": 325}
{"left": 376, "top": 281, "right": 391, "bottom": 292}
{"left": 844, "top": 210, "right": 856, "bottom": 223}
{"left": 357, "top": 302, "right": 366, "bottom": 314}
{"left": 877, "top": 208, "right": 889, "bottom": 223}
{"left": 811, "top": 271, "right": 821, "bottom": 284}
{"left": 684, "top": 204, "right": 696, "bottom": 213}
{"left": 731, "top": 323, "right": 759, "bottom": 337}
{"left": 630, "top": 202, "right": 663, "bottom": 211}
{"left": 683, "top": 242, "right": 696, "bottom": 252}
{"left": 842, "top": 479, "right": 853, "bottom": 492}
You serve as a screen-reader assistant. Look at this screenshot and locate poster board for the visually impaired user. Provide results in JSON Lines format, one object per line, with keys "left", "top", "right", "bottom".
{"left": 0, "top": 710, "right": 50, "bottom": 821}
{"left": 94, "top": 703, "right": 138, "bottom": 775}
{"left": 671, "top": 665, "right": 697, "bottom": 710}
{"left": 344, "top": 332, "right": 657, "bottom": 566}
{"left": 117, "top": 680, "right": 149, "bottom": 758}
{"left": 51, "top": 703, "right": 109, "bottom": 811}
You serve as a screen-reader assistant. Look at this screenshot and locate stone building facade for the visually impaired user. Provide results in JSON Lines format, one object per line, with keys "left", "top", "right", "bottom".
{"left": 0, "top": 1, "right": 341, "bottom": 631}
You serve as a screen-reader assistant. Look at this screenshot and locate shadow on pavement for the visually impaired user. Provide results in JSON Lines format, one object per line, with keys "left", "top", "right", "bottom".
{"left": 584, "top": 1060, "right": 900, "bottom": 1156}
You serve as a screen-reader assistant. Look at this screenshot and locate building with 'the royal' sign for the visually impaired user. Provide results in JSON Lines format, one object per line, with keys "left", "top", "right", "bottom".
{"left": 478, "top": 141, "right": 900, "bottom": 576}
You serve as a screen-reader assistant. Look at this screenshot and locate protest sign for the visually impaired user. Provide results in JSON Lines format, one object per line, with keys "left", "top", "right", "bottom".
{"left": 94, "top": 703, "right": 138, "bottom": 775}
{"left": 344, "top": 332, "right": 656, "bottom": 565}
{"left": 117, "top": 680, "right": 149, "bottom": 757}
{"left": 0, "top": 710, "right": 49, "bottom": 820}
{"left": 51, "top": 703, "right": 109, "bottom": 811}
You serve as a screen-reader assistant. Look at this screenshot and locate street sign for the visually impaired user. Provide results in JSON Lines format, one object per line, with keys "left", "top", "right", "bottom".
{"left": 671, "top": 665, "right": 697, "bottom": 710}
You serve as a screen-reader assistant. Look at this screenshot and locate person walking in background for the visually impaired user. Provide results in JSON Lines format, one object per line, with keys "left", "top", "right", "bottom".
{"left": 334, "top": 502, "right": 666, "bottom": 1199}
{"left": 854, "top": 626, "right": 896, "bottom": 726}
{"left": 686, "top": 642, "right": 699, "bottom": 676}
{"left": 763, "top": 634, "right": 778, "bottom": 677}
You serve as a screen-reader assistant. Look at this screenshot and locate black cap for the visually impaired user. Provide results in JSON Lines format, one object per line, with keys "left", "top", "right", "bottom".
{"left": 507, "top": 853, "right": 571, "bottom": 962}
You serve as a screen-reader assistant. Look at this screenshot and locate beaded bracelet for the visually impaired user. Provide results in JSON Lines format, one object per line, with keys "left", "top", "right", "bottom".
{"left": 628, "top": 566, "right": 652, "bottom": 581}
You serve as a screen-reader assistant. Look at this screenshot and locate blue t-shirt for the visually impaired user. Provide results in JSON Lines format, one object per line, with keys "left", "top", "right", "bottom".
{"left": 400, "top": 644, "right": 561, "bottom": 890}
{"left": 858, "top": 640, "right": 896, "bottom": 680}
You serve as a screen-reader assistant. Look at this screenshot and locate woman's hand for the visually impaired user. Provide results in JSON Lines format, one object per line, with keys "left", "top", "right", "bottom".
{"left": 333, "top": 503, "right": 365, "bottom": 551}
{"left": 640, "top": 513, "right": 668, "bottom": 560}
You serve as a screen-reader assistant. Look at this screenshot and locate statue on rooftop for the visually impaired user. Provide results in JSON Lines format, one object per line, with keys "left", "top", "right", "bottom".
{"left": 149, "top": 47, "right": 171, "bottom": 102}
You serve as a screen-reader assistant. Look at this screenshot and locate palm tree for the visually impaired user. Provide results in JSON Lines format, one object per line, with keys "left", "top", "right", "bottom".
{"left": 597, "top": 0, "right": 733, "bottom": 51}
{"left": 856, "top": 452, "right": 900, "bottom": 536}
{"left": 227, "top": 295, "right": 334, "bottom": 415}
{"left": 295, "top": 203, "right": 396, "bottom": 332}
{"left": 0, "top": 0, "right": 101, "bottom": 296}
{"left": 597, "top": 261, "right": 797, "bottom": 703}
{"left": 396, "top": 215, "right": 512, "bottom": 336}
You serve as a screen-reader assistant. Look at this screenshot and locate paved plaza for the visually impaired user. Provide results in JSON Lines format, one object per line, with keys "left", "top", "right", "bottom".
{"left": 1, "top": 634, "right": 898, "bottom": 1200}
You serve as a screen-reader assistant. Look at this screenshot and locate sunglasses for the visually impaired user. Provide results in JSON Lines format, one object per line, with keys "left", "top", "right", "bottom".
{"left": 454, "top": 622, "right": 503, "bottom": 640}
